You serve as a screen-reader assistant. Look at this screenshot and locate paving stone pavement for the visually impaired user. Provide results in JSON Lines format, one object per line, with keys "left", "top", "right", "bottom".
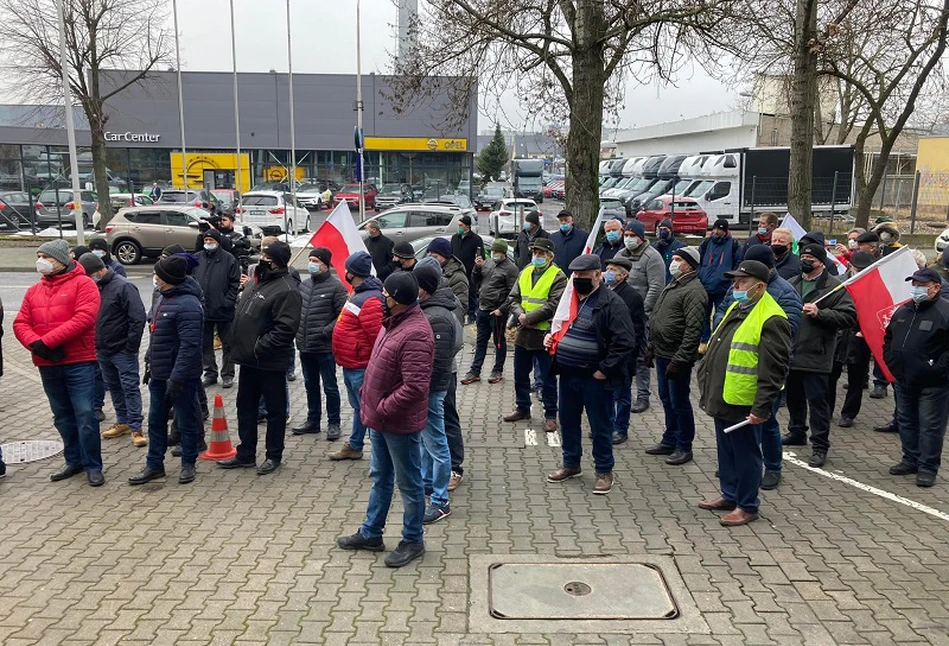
{"left": 2, "top": 326, "right": 949, "bottom": 646}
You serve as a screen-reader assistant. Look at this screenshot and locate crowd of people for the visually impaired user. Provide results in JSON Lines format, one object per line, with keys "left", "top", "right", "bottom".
{"left": 3, "top": 206, "right": 949, "bottom": 566}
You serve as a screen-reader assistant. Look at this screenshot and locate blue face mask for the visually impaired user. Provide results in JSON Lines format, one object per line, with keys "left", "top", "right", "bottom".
{"left": 308, "top": 261, "right": 322, "bottom": 275}
{"left": 522, "top": 221, "right": 531, "bottom": 231}
{"left": 559, "top": 223, "right": 572, "bottom": 234}
{"left": 911, "top": 285, "right": 931, "bottom": 303}
{"left": 758, "top": 227, "right": 769, "bottom": 236}
{"left": 531, "top": 256, "right": 547, "bottom": 268}
{"left": 604, "top": 270, "right": 617, "bottom": 285}
{"left": 605, "top": 230, "right": 620, "bottom": 243}
{"left": 733, "top": 289, "right": 750, "bottom": 304}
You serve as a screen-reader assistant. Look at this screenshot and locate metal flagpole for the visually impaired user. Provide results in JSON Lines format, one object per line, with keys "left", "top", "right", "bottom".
{"left": 55, "top": 0, "right": 84, "bottom": 244}
{"left": 285, "top": 0, "right": 296, "bottom": 238}
{"left": 172, "top": 0, "right": 188, "bottom": 191}
{"left": 356, "top": 0, "right": 365, "bottom": 222}
{"left": 229, "top": 0, "right": 243, "bottom": 195}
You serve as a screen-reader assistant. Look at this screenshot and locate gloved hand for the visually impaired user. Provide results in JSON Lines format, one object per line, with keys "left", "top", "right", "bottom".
{"left": 642, "top": 349, "right": 655, "bottom": 369}
{"left": 666, "top": 361, "right": 682, "bottom": 378}
{"left": 31, "top": 340, "right": 54, "bottom": 361}
{"left": 166, "top": 379, "right": 183, "bottom": 400}
{"left": 48, "top": 345, "right": 66, "bottom": 362}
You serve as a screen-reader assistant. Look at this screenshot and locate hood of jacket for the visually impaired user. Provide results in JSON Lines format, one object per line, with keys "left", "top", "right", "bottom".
{"left": 873, "top": 222, "right": 901, "bottom": 244}
{"left": 421, "top": 282, "right": 459, "bottom": 312}
{"left": 356, "top": 275, "right": 384, "bottom": 294}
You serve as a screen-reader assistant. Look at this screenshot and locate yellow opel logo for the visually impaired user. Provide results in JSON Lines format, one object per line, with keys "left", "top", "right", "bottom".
{"left": 427, "top": 138, "right": 438, "bottom": 151}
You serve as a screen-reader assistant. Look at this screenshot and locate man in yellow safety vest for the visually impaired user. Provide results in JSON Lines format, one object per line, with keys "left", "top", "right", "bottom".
{"left": 696, "top": 259, "right": 792, "bottom": 527}
{"left": 503, "top": 238, "right": 567, "bottom": 431}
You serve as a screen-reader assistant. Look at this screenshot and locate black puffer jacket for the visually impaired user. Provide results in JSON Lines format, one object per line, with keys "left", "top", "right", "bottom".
{"left": 473, "top": 256, "right": 519, "bottom": 313}
{"left": 365, "top": 233, "right": 397, "bottom": 281}
{"left": 94, "top": 270, "right": 147, "bottom": 355}
{"left": 147, "top": 279, "right": 204, "bottom": 382}
{"left": 193, "top": 247, "right": 240, "bottom": 321}
{"left": 883, "top": 296, "right": 949, "bottom": 390}
{"left": 230, "top": 267, "right": 303, "bottom": 372}
{"left": 296, "top": 271, "right": 347, "bottom": 354}
{"left": 419, "top": 282, "right": 463, "bottom": 391}
{"left": 788, "top": 270, "right": 856, "bottom": 374}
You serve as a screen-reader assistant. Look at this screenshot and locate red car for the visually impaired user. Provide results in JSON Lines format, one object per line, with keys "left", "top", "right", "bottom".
{"left": 636, "top": 196, "right": 708, "bottom": 235}
{"left": 334, "top": 183, "right": 377, "bottom": 210}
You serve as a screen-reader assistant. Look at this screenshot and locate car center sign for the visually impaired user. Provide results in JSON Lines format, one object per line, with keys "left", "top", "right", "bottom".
{"left": 104, "top": 131, "right": 161, "bottom": 143}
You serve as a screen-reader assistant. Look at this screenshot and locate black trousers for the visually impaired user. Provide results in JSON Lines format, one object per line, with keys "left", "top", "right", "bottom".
{"left": 786, "top": 369, "right": 832, "bottom": 451}
{"left": 444, "top": 373, "right": 464, "bottom": 474}
{"left": 828, "top": 339, "right": 870, "bottom": 420}
{"left": 202, "top": 319, "right": 235, "bottom": 380}
{"left": 235, "top": 365, "right": 288, "bottom": 462}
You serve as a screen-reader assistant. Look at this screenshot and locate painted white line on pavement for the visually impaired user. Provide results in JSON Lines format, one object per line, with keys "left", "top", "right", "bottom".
{"left": 546, "top": 430, "right": 561, "bottom": 447}
{"left": 784, "top": 451, "right": 949, "bottom": 523}
{"left": 524, "top": 428, "right": 537, "bottom": 446}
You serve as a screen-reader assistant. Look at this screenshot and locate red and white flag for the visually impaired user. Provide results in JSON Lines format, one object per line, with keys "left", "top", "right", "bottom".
{"left": 839, "top": 245, "right": 916, "bottom": 382}
{"left": 308, "top": 201, "right": 372, "bottom": 292}
{"left": 548, "top": 208, "right": 608, "bottom": 352}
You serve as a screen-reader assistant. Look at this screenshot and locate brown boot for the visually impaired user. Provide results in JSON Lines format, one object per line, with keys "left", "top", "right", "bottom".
{"left": 543, "top": 418, "right": 558, "bottom": 432}
{"left": 698, "top": 496, "right": 737, "bottom": 511}
{"left": 102, "top": 423, "right": 131, "bottom": 439}
{"left": 329, "top": 442, "right": 363, "bottom": 461}
{"left": 503, "top": 409, "right": 530, "bottom": 423}
{"left": 130, "top": 431, "right": 148, "bottom": 447}
{"left": 547, "top": 466, "right": 581, "bottom": 483}
{"left": 593, "top": 472, "right": 613, "bottom": 495}
{"left": 720, "top": 509, "right": 759, "bottom": 526}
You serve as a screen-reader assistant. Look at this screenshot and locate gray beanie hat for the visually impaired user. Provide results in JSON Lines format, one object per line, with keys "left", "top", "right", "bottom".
{"left": 77, "top": 252, "right": 105, "bottom": 275}
{"left": 672, "top": 246, "right": 701, "bottom": 269}
{"left": 38, "top": 239, "right": 71, "bottom": 266}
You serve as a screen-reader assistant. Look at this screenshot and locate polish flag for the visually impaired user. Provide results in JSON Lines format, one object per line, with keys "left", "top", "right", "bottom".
{"left": 308, "top": 201, "right": 372, "bottom": 292}
{"left": 838, "top": 245, "right": 916, "bottom": 382}
{"left": 548, "top": 208, "right": 607, "bottom": 353}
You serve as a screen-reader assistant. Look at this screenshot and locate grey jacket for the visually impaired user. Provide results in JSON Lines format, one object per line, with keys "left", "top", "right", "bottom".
{"left": 419, "top": 282, "right": 463, "bottom": 389}
{"left": 615, "top": 242, "right": 666, "bottom": 317}
{"left": 473, "top": 256, "right": 519, "bottom": 313}
{"left": 442, "top": 256, "right": 470, "bottom": 307}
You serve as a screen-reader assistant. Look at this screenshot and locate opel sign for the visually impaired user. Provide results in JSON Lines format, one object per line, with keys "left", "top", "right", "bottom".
{"left": 104, "top": 131, "right": 161, "bottom": 143}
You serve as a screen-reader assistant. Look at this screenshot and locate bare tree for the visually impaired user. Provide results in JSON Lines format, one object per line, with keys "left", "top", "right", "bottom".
{"left": 388, "top": 0, "right": 732, "bottom": 231}
{"left": 0, "top": 0, "right": 171, "bottom": 227}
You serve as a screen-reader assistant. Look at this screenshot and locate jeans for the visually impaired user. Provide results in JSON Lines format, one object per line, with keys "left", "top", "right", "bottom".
{"left": 469, "top": 309, "right": 506, "bottom": 376}
{"left": 236, "top": 365, "right": 289, "bottom": 462}
{"left": 761, "top": 393, "right": 784, "bottom": 473}
{"left": 786, "top": 369, "right": 832, "bottom": 451}
{"left": 514, "top": 346, "right": 557, "bottom": 418}
{"left": 559, "top": 372, "right": 615, "bottom": 473}
{"left": 872, "top": 361, "right": 888, "bottom": 389}
{"left": 342, "top": 367, "right": 368, "bottom": 451}
{"left": 444, "top": 374, "right": 464, "bottom": 474}
{"left": 715, "top": 417, "right": 763, "bottom": 514}
{"left": 467, "top": 282, "right": 479, "bottom": 321}
{"left": 360, "top": 429, "right": 425, "bottom": 544}
{"left": 421, "top": 391, "right": 451, "bottom": 507}
{"left": 202, "top": 319, "right": 235, "bottom": 380}
{"left": 146, "top": 378, "right": 200, "bottom": 468}
{"left": 611, "top": 372, "right": 633, "bottom": 436}
{"left": 40, "top": 363, "right": 102, "bottom": 472}
{"left": 655, "top": 357, "right": 695, "bottom": 451}
{"left": 634, "top": 355, "right": 651, "bottom": 402}
{"left": 701, "top": 293, "right": 727, "bottom": 343}
{"left": 300, "top": 351, "right": 341, "bottom": 427}
{"left": 97, "top": 350, "right": 143, "bottom": 430}
{"left": 895, "top": 383, "right": 949, "bottom": 475}
{"left": 94, "top": 363, "right": 105, "bottom": 409}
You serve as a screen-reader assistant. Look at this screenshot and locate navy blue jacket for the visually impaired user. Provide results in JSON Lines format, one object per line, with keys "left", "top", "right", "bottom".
{"left": 147, "top": 278, "right": 204, "bottom": 382}
{"left": 550, "top": 227, "right": 589, "bottom": 271}
{"left": 714, "top": 270, "right": 803, "bottom": 336}
{"left": 94, "top": 270, "right": 146, "bottom": 355}
{"left": 108, "top": 258, "right": 127, "bottom": 278}
{"left": 652, "top": 237, "right": 686, "bottom": 283}
{"left": 593, "top": 239, "right": 623, "bottom": 268}
{"left": 698, "top": 234, "right": 741, "bottom": 297}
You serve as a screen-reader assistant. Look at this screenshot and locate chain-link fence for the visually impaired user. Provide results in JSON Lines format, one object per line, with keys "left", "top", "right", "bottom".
{"left": 870, "top": 171, "right": 949, "bottom": 233}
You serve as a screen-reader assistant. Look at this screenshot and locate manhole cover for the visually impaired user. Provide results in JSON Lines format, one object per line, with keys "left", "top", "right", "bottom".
{"left": 0, "top": 440, "right": 64, "bottom": 464}
{"left": 488, "top": 562, "right": 677, "bottom": 620}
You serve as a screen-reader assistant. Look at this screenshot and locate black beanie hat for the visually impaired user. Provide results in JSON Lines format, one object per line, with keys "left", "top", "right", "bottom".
{"left": 309, "top": 247, "right": 332, "bottom": 266}
{"left": 384, "top": 271, "right": 419, "bottom": 305}
{"left": 155, "top": 255, "right": 187, "bottom": 285}
{"left": 266, "top": 241, "right": 291, "bottom": 268}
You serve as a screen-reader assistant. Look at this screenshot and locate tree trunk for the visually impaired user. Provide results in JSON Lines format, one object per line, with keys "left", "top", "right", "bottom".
{"left": 788, "top": 0, "right": 818, "bottom": 229}
{"left": 90, "top": 116, "right": 113, "bottom": 230}
{"left": 855, "top": 138, "right": 892, "bottom": 230}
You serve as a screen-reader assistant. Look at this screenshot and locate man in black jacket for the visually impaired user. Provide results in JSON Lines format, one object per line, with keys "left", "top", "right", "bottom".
{"left": 463, "top": 239, "right": 519, "bottom": 385}
{"left": 451, "top": 215, "right": 485, "bottom": 322}
{"left": 393, "top": 241, "right": 418, "bottom": 272}
{"left": 883, "top": 268, "right": 949, "bottom": 487}
{"left": 514, "top": 210, "right": 550, "bottom": 269}
{"left": 219, "top": 241, "right": 302, "bottom": 475}
{"left": 194, "top": 228, "right": 240, "bottom": 388}
{"left": 88, "top": 237, "right": 127, "bottom": 277}
{"left": 545, "top": 254, "right": 636, "bottom": 495}
{"left": 292, "top": 247, "right": 347, "bottom": 439}
{"left": 604, "top": 256, "right": 645, "bottom": 445}
{"left": 365, "top": 220, "right": 397, "bottom": 280}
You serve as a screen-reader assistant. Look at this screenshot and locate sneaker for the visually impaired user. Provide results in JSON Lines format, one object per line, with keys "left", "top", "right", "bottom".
{"left": 94, "top": 408, "right": 106, "bottom": 422}
{"left": 329, "top": 443, "right": 363, "bottom": 461}
{"left": 761, "top": 470, "right": 781, "bottom": 490}
{"left": 870, "top": 385, "right": 888, "bottom": 399}
{"left": 488, "top": 371, "right": 504, "bottom": 384}
{"left": 423, "top": 504, "right": 451, "bottom": 524}
{"left": 326, "top": 424, "right": 342, "bottom": 441}
{"left": 460, "top": 372, "right": 481, "bottom": 385}
{"left": 131, "top": 431, "right": 148, "bottom": 447}
{"left": 593, "top": 472, "right": 613, "bottom": 494}
{"left": 547, "top": 466, "right": 582, "bottom": 482}
{"left": 102, "top": 423, "right": 131, "bottom": 439}
{"left": 809, "top": 451, "right": 827, "bottom": 468}
{"left": 631, "top": 398, "right": 650, "bottom": 413}
{"left": 336, "top": 532, "right": 385, "bottom": 552}
{"left": 384, "top": 541, "right": 425, "bottom": 568}
{"left": 448, "top": 471, "right": 463, "bottom": 491}
{"left": 916, "top": 472, "right": 936, "bottom": 487}
{"left": 889, "top": 462, "right": 918, "bottom": 476}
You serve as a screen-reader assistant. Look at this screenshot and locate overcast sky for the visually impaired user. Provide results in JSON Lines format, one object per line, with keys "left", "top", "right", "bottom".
{"left": 176, "top": 0, "right": 738, "bottom": 135}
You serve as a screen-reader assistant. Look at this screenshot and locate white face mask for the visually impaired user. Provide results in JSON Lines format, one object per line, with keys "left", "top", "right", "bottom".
{"left": 492, "top": 253, "right": 505, "bottom": 262}
{"left": 92, "top": 249, "right": 106, "bottom": 258}
{"left": 204, "top": 243, "right": 219, "bottom": 252}
{"left": 669, "top": 262, "right": 683, "bottom": 279}
{"left": 153, "top": 276, "right": 160, "bottom": 290}
{"left": 624, "top": 236, "right": 640, "bottom": 250}
{"left": 36, "top": 258, "right": 54, "bottom": 275}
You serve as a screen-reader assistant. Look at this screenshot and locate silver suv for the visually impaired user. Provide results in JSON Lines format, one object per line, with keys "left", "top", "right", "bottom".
{"left": 104, "top": 205, "right": 211, "bottom": 265}
{"left": 357, "top": 203, "right": 467, "bottom": 244}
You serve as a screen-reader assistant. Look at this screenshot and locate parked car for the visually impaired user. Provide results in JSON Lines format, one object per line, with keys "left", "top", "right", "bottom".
{"left": 92, "top": 193, "right": 156, "bottom": 229}
{"left": 374, "top": 183, "right": 414, "bottom": 210}
{"left": 103, "top": 205, "right": 212, "bottom": 265}
{"left": 235, "top": 191, "right": 311, "bottom": 235}
{"left": 600, "top": 196, "right": 626, "bottom": 221}
{"left": 936, "top": 226, "right": 949, "bottom": 253}
{"left": 475, "top": 183, "right": 509, "bottom": 211}
{"left": 35, "top": 189, "right": 98, "bottom": 229}
{"left": 410, "top": 234, "right": 513, "bottom": 262}
{"left": 0, "top": 190, "right": 33, "bottom": 230}
{"left": 159, "top": 189, "right": 222, "bottom": 214}
{"left": 334, "top": 182, "right": 377, "bottom": 210}
{"left": 424, "top": 195, "right": 476, "bottom": 218}
{"left": 295, "top": 183, "right": 332, "bottom": 210}
{"left": 543, "top": 180, "right": 564, "bottom": 200}
{"left": 485, "top": 198, "right": 538, "bottom": 238}
{"left": 635, "top": 197, "right": 708, "bottom": 235}
{"left": 356, "top": 203, "right": 466, "bottom": 244}
{"left": 210, "top": 189, "right": 241, "bottom": 217}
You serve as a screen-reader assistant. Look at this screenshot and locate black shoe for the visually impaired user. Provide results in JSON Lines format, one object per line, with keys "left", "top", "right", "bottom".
{"left": 218, "top": 457, "right": 256, "bottom": 469}
{"left": 0, "top": 461, "right": 5, "bottom": 479}
{"left": 874, "top": 422, "right": 898, "bottom": 433}
{"left": 612, "top": 432, "right": 628, "bottom": 445}
{"left": 916, "top": 472, "right": 936, "bottom": 487}
{"left": 221, "top": 377, "right": 234, "bottom": 389}
{"left": 665, "top": 450, "right": 693, "bottom": 466}
{"left": 292, "top": 423, "right": 321, "bottom": 435}
{"left": 87, "top": 470, "right": 105, "bottom": 487}
{"left": 761, "top": 470, "right": 781, "bottom": 490}
{"left": 94, "top": 408, "right": 106, "bottom": 422}
{"left": 889, "top": 462, "right": 918, "bottom": 476}
{"left": 257, "top": 459, "right": 281, "bottom": 475}
{"left": 631, "top": 398, "right": 650, "bottom": 413}
{"left": 50, "top": 463, "right": 84, "bottom": 482}
{"left": 385, "top": 541, "right": 425, "bottom": 568}
{"left": 809, "top": 451, "right": 827, "bottom": 468}
{"left": 782, "top": 433, "right": 807, "bottom": 446}
{"left": 202, "top": 376, "right": 218, "bottom": 388}
{"left": 326, "top": 424, "right": 341, "bottom": 441}
{"left": 838, "top": 417, "right": 854, "bottom": 428}
{"left": 336, "top": 532, "right": 385, "bottom": 552}
{"left": 645, "top": 443, "right": 675, "bottom": 456}
{"left": 870, "top": 385, "right": 888, "bottom": 399}
{"left": 179, "top": 464, "right": 196, "bottom": 484}
{"left": 128, "top": 465, "right": 166, "bottom": 485}
{"left": 287, "top": 373, "right": 296, "bottom": 382}
{"left": 171, "top": 446, "right": 182, "bottom": 457}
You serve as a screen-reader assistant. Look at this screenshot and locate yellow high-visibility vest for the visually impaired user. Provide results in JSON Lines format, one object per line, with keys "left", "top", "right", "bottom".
{"left": 517, "top": 264, "right": 561, "bottom": 331}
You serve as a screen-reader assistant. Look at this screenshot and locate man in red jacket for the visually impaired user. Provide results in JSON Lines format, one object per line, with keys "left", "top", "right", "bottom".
{"left": 337, "top": 271, "right": 435, "bottom": 568}
{"left": 14, "top": 239, "right": 103, "bottom": 486}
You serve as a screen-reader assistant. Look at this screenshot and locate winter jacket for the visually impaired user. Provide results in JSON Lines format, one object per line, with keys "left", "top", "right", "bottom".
{"left": 611, "top": 280, "right": 646, "bottom": 360}
{"left": 507, "top": 264, "right": 568, "bottom": 351}
{"left": 550, "top": 226, "right": 589, "bottom": 271}
{"left": 365, "top": 233, "right": 397, "bottom": 281}
{"left": 107, "top": 257, "right": 127, "bottom": 278}
{"left": 741, "top": 233, "right": 771, "bottom": 254}
{"left": 615, "top": 241, "right": 666, "bottom": 317}
{"left": 94, "top": 270, "right": 146, "bottom": 356}
{"left": 698, "top": 234, "right": 741, "bottom": 298}
{"left": 593, "top": 239, "right": 623, "bottom": 268}
{"left": 451, "top": 231, "right": 485, "bottom": 277}
{"left": 442, "top": 256, "right": 470, "bottom": 308}
{"left": 473, "top": 256, "right": 519, "bottom": 313}
{"left": 14, "top": 263, "right": 100, "bottom": 368}
{"left": 652, "top": 237, "right": 685, "bottom": 283}
{"left": 193, "top": 247, "right": 240, "bottom": 321}
{"left": 883, "top": 296, "right": 949, "bottom": 391}
{"left": 514, "top": 227, "right": 550, "bottom": 269}
{"left": 359, "top": 304, "right": 435, "bottom": 434}
{"left": 714, "top": 270, "right": 803, "bottom": 336}
{"left": 799, "top": 231, "right": 839, "bottom": 274}
{"left": 420, "top": 282, "right": 463, "bottom": 391}
{"left": 649, "top": 272, "right": 708, "bottom": 365}
{"left": 874, "top": 223, "right": 904, "bottom": 257}
{"left": 296, "top": 271, "right": 347, "bottom": 354}
{"left": 145, "top": 278, "right": 204, "bottom": 382}
{"left": 774, "top": 251, "right": 801, "bottom": 281}
{"left": 787, "top": 270, "right": 856, "bottom": 374}
{"left": 332, "top": 276, "right": 385, "bottom": 369}
{"left": 230, "top": 267, "right": 303, "bottom": 372}
{"left": 698, "top": 297, "right": 792, "bottom": 421}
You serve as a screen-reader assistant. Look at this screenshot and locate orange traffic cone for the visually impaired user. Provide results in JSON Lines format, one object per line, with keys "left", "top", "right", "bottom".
{"left": 200, "top": 394, "right": 237, "bottom": 461}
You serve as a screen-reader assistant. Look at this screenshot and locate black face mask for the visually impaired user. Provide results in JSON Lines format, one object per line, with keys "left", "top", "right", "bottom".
{"left": 255, "top": 260, "right": 273, "bottom": 280}
{"left": 800, "top": 260, "right": 816, "bottom": 274}
{"left": 382, "top": 297, "right": 393, "bottom": 317}
{"left": 771, "top": 244, "right": 788, "bottom": 258}
{"left": 574, "top": 277, "right": 595, "bottom": 295}
{"left": 345, "top": 272, "right": 355, "bottom": 285}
